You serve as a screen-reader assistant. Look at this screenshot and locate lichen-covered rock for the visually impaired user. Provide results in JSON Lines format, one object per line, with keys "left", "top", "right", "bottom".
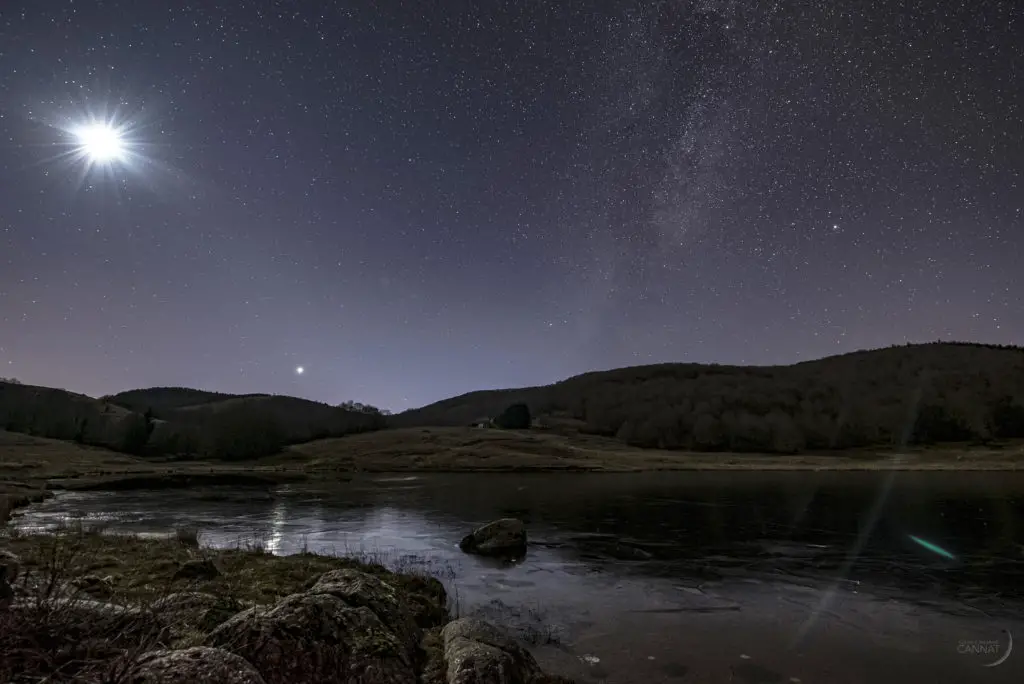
{"left": 310, "top": 568, "right": 420, "bottom": 653}
{"left": 459, "top": 519, "right": 527, "bottom": 557}
{"left": 441, "top": 618, "right": 540, "bottom": 684}
{"left": 173, "top": 558, "right": 221, "bottom": 581}
{"left": 130, "top": 646, "right": 266, "bottom": 684}
{"left": 203, "top": 592, "right": 416, "bottom": 684}
{"left": 151, "top": 591, "right": 243, "bottom": 632}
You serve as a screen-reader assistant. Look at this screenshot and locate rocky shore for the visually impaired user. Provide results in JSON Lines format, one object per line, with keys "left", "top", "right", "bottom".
{"left": 0, "top": 527, "right": 571, "bottom": 684}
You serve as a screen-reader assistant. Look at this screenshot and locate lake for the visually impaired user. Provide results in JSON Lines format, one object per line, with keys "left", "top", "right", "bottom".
{"left": 12, "top": 471, "right": 1024, "bottom": 683}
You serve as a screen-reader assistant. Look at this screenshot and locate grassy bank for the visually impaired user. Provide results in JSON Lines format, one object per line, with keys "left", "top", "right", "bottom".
{"left": 0, "top": 430, "right": 310, "bottom": 519}
{"left": 292, "top": 426, "right": 1024, "bottom": 473}
{"left": 2, "top": 524, "right": 447, "bottom": 608}
{"left": 0, "top": 525, "right": 452, "bottom": 682}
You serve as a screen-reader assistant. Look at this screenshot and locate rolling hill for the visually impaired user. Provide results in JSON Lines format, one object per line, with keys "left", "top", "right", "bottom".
{"left": 104, "top": 387, "right": 271, "bottom": 415}
{"left": 0, "top": 382, "right": 385, "bottom": 460}
{"left": 2, "top": 342, "right": 1022, "bottom": 463}
{"left": 393, "top": 342, "right": 1024, "bottom": 452}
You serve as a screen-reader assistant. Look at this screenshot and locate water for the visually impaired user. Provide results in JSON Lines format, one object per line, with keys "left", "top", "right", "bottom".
{"left": 12, "top": 471, "right": 1024, "bottom": 683}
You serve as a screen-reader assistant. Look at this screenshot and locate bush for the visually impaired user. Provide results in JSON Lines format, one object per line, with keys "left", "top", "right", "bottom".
{"left": 912, "top": 404, "right": 976, "bottom": 444}
{"left": 990, "top": 396, "right": 1024, "bottom": 439}
{"left": 493, "top": 403, "right": 531, "bottom": 430}
{"left": 117, "top": 413, "right": 154, "bottom": 455}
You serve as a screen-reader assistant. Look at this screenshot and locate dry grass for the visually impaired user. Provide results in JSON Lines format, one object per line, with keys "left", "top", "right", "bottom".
{"left": 290, "top": 426, "right": 1024, "bottom": 472}
{"left": 0, "top": 528, "right": 172, "bottom": 683}
{"left": 3, "top": 526, "right": 452, "bottom": 613}
{"left": 0, "top": 525, "right": 454, "bottom": 682}
{"left": 0, "top": 430, "right": 149, "bottom": 483}
{"left": 0, "top": 429, "right": 311, "bottom": 501}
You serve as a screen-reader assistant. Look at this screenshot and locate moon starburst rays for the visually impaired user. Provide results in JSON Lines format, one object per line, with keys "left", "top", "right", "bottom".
{"left": 75, "top": 122, "right": 127, "bottom": 163}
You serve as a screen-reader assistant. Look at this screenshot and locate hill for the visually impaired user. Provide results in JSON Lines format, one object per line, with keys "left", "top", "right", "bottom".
{"left": 0, "top": 382, "right": 385, "bottom": 461}
{"left": 3, "top": 342, "right": 1023, "bottom": 465}
{"left": 392, "top": 342, "right": 1024, "bottom": 453}
{"left": 104, "top": 387, "right": 271, "bottom": 414}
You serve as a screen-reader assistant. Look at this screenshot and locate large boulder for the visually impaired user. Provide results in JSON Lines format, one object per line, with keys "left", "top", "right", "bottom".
{"left": 441, "top": 618, "right": 540, "bottom": 684}
{"left": 203, "top": 591, "right": 416, "bottom": 684}
{"left": 129, "top": 647, "right": 266, "bottom": 684}
{"left": 459, "top": 519, "right": 527, "bottom": 557}
{"left": 151, "top": 591, "right": 244, "bottom": 632}
{"left": 309, "top": 568, "right": 421, "bottom": 653}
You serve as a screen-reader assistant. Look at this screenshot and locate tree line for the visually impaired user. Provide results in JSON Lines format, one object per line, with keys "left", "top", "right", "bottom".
{"left": 0, "top": 381, "right": 386, "bottom": 460}
{"left": 396, "top": 342, "right": 1024, "bottom": 453}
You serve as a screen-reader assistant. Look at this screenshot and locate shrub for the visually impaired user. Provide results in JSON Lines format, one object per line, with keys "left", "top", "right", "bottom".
{"left": 990, "top": 396, "right": 1024, "bottom": 439}
{"left": 494, "top": 403, "right": 531, "bottom": 430}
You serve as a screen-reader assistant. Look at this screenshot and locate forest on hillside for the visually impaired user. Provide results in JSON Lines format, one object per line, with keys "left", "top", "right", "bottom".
{"left": 3, "top": 342, "right": 1023, "bottom": 460}
{"left": 395, "top": 342, "right": 1024, "bottom": 453}
{"left": 0, "top": 383, "right": 386, "bottom": 460}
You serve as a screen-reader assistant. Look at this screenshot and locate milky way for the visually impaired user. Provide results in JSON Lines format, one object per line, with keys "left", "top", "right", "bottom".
{"left": 1, "top": 0, "right": 1020, "bottom": 410}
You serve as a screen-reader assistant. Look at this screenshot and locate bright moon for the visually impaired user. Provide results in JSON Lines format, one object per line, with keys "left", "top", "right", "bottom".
{"left": 75, "top": 123, "right": 126, "bottom": 162}
{"left": 295, "top": 366, "right": 305, "bottom": 375}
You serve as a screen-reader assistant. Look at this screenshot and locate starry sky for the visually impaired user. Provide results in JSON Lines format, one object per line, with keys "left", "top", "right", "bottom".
{"left": 0, "top": 0, "right": 1021, "bottom": 411}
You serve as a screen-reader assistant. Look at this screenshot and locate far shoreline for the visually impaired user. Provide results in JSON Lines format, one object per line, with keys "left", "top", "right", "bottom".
{"left": 33, "top": 455, "right": 1024, "bottom": 497}
{"left": 3, "top": 427, "right": 1022, "bottom": 520}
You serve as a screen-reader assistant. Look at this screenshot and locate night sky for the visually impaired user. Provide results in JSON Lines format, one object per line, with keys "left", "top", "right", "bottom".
{"left": 1, "top": 1, "right": 1021, "bottom": 411}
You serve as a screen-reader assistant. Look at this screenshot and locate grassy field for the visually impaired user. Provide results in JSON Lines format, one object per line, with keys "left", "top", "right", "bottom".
{"left": 2, "top": 426, "right": 1022, "bottom": 516}
{"left": 292, "top": 426, "right": 1024, "bottom": 473}
{"left": 0, "top": 430, "right": 303, "bottom": 516}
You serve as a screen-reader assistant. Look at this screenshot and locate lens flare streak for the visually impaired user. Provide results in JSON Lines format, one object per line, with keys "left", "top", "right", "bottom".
{"left": 908, "top": 535, "right": 957, "bottom": 561}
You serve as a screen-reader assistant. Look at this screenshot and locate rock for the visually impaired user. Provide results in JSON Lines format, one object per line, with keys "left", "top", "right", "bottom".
{"left": 130, "top": 646, "right": 266, "bottom": 684}
{"left": 173, "top": 558, "right": 221, "bottom": 581}
{"left": 309, "top": 568, "right": 421, "bottom": 653}
{"left": 459, "top": 519, "right": 527, "bottom": 557}
{"left": 151, "top": 591, "right": 243, "bottom": 632}
{"left": 441, "top": 618, "right": 540, "bottom": 684}
{"left": 204, "top": 591, "right": 416, "bottom": 684}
